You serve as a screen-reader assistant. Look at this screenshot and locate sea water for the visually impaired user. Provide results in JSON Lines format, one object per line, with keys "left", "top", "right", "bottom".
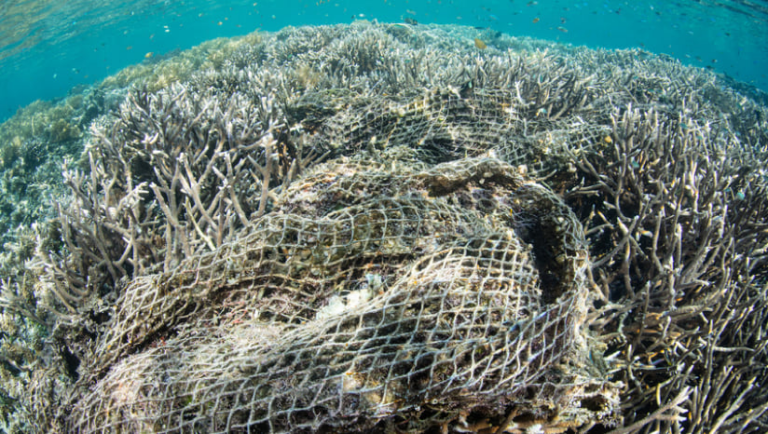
{"left": 0, "top": 0, "right": 767, "bottom": 122}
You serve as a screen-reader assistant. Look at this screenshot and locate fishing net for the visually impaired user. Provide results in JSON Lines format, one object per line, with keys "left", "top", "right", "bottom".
{"left": 66, "top": 155, "right": 619, "bottom": 432}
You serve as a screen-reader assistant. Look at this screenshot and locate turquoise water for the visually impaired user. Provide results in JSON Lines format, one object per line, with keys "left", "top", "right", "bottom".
{"left": 1, "top": 0, "right": 767, "bottom": 121}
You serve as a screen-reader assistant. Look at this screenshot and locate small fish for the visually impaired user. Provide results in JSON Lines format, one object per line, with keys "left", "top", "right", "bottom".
{"left": 533, "top": 17, "right": 540, "bottom": 23}
{"left": 604, "top": 135, "right": 612, "bottom": 144}
{"left": 557, "top": 26, "right": 568, "bottom": 33}
{"left": 126, "top": 46, "right": 132, "bottom": 50}
{"left": 145, "top": 52, "right": 153, "bottom": 58}
{"left": 403, "top": 17, "right": 418, "bottom": 25}
{"left": 474, "top": 38, "right": 487, "bottom": 49}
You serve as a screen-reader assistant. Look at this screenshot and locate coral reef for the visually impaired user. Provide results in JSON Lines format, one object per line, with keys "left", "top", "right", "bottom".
{"left": 0, "top": 99, "right": 88, "bottom": 248}
{"left": 0, "top": 21, "right": 767, "bottom": 433}
{"left": 0, "top": 31, "right": 264, "bottom": 251}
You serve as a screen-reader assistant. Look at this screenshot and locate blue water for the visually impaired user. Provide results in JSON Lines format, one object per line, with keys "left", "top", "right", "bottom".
{"left": 1, "top": 0, "right": 767, "bottom": 122}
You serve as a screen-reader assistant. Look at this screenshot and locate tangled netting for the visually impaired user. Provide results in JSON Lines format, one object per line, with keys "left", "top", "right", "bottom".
{"left": 68, "top": 157, "right": 618, "bottom": 432}
{"left": 8, "top": 20, "right": 767, "bottom": 434}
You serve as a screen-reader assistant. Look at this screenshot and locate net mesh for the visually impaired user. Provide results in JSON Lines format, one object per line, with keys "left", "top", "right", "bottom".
{"left": 68, "top": 156, "right": 619, "bottom": 432}
{"left": 294, "top": 78, "right": 601, "bottom": 173}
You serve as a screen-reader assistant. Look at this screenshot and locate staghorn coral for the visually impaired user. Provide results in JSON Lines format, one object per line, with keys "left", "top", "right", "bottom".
{"left": 0, "top": 21, "right": 766, "bottom": 433}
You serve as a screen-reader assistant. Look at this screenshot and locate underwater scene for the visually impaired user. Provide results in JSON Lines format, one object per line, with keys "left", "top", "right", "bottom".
{"left": 0, "top": 1, "right": 767, "bottom": 433}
